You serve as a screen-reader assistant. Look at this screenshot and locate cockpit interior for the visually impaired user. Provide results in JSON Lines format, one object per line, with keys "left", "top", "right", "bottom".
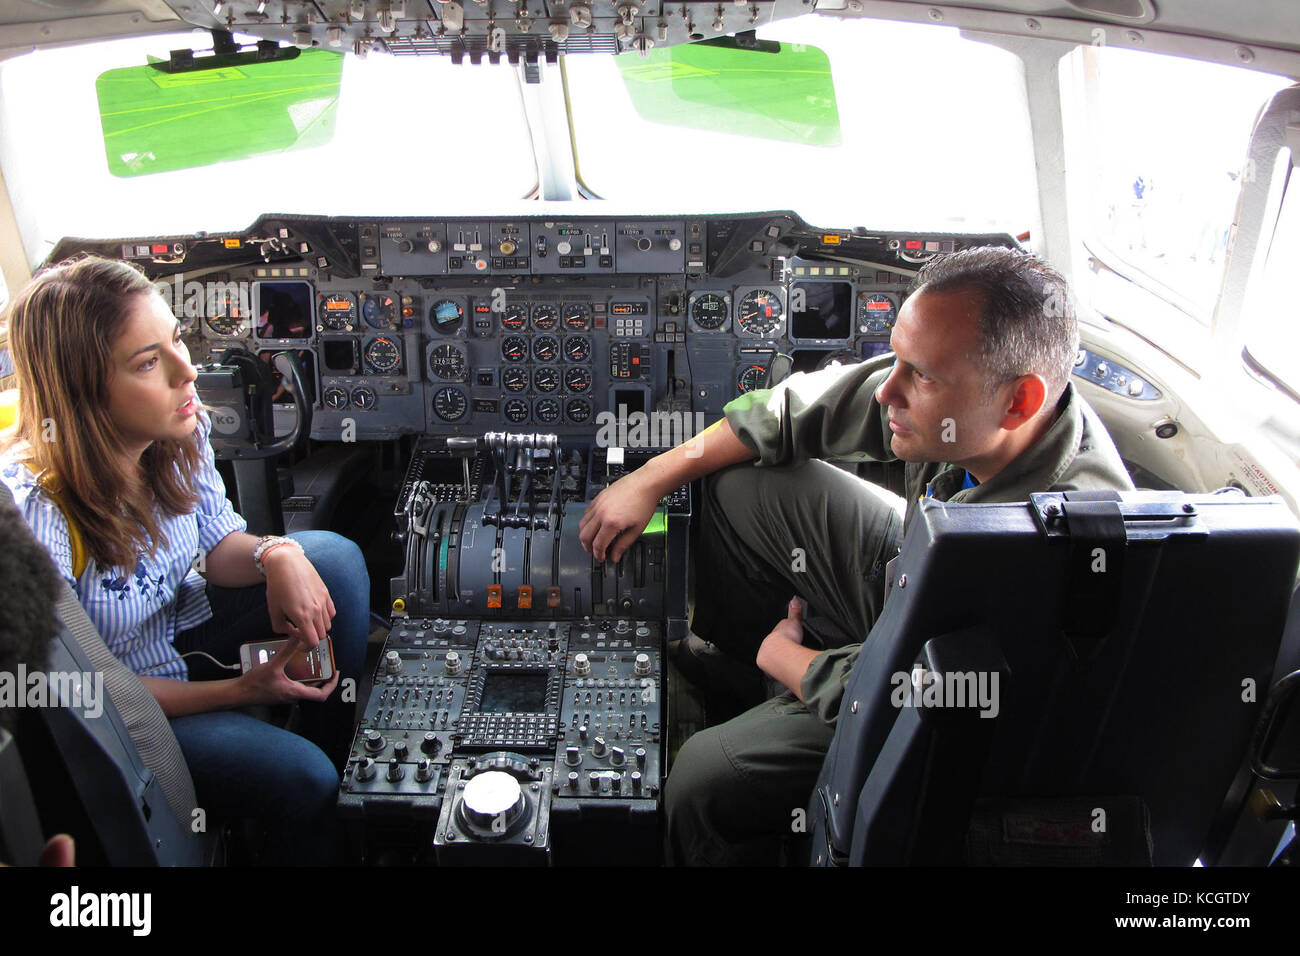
{"left": 2, "top": 0, "right": 1300, "bottom": 903}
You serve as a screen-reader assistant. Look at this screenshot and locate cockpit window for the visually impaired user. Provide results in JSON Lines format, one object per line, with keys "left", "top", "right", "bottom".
{"left": 564, "top": 15, "right": 1037, "bottom": 235}
{"left": 1064, "top": 44, "right": 1290, "bottom": 321}
{"left": 0, "top": 33, "right": 538, "bottom": 268}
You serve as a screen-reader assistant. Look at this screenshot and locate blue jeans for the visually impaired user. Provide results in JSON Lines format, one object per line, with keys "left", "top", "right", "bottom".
{"left": 170, "top": 531, "right": 369, "bottom": 865}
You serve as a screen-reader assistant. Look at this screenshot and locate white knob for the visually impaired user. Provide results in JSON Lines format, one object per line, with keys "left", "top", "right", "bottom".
{"left": 384, "top": 650, "right": 402, "bottom": 674}
{"left": 557, "top": 240, "right": 572, "bottom": 255}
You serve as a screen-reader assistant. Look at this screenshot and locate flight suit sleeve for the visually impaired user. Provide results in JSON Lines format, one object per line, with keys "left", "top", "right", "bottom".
{"left": 800, "top": 643, "right": 861, "bottom": 728}
{"left": 722, "top": 363, "right": 897, "bottom": 467}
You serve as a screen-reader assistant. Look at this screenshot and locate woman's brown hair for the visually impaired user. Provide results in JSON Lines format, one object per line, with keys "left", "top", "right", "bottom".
{"left": 0, "top": 256, "right": 204, "bottom": 571}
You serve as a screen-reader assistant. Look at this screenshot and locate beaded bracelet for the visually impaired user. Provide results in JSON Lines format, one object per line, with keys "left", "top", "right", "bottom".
{"left": 252, "top": 535, "right": 304, "bottom": 576}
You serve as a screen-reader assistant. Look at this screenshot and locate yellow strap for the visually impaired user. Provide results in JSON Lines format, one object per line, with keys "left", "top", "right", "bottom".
{"left": 23, "top": 462, "right": 88, "bottom": 579}
{"left": 0, "top": 388, "right": 17, "bottom": 432}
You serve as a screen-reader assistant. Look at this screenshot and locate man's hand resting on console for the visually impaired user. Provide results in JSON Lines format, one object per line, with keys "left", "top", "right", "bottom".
{"left": 578, "top": 469, "right": 664, "bottom": 564}
{"left": 756, "top": 598, "right": 823, "bottom": 701}
{"left": 578, "top": 418, "right": 758, "bottom": 564}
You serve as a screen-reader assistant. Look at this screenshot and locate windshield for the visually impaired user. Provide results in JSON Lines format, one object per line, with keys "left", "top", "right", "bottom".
{"left": 566, "top": 15, "right": 1038, "bottom": 234}
{"left": 0, "top": 32, "right": 538, "bottom": 267}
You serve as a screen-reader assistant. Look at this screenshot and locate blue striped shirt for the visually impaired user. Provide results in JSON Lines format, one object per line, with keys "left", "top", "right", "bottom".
{"left": 1, "top": 411, "right": 246, "bottom": 680}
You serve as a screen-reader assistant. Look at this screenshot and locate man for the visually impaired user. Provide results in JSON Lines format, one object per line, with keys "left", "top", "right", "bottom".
{"left": 578, "top": 246, "right": 1135, "bottom": 864}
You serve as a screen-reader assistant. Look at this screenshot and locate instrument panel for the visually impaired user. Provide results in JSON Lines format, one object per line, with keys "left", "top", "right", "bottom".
{"left": 55, "top": 212, "right": 1016, "bottom": 445}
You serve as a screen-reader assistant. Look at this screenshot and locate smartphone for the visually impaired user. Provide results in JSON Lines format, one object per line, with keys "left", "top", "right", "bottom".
{"left": 239, "top": 636, "right": 335, "bottom": 684}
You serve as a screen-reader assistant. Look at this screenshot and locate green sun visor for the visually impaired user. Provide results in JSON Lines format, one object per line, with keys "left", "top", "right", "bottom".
{"left": 614, "top": 38, "right": 840, "bottom": 147}
{"left": 96, "top": 48, "right": 342, "bottom": 177}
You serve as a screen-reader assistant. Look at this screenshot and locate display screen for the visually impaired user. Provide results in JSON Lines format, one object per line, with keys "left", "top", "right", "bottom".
{"left": 861, "top": 340, "right": 894, "bottom": 360}
{"left": 255, "top": 281, "right": 313, "bottom": 341}
{"left": 790, "top": 281, "right": 853, "bottom": 340}
{"left": 479, "top": 671, "right": 549, "bottom": 714}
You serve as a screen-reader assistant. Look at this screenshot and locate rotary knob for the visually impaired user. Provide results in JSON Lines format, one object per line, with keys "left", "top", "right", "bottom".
{"left": 635, "top": 747, "right": 647, "bottom": 767}
{"left": 592, "top": 736, "right": 608, "bottom": 758}
{"left": 364, "top": 730, "right": 385, "bottom": 753}
{"left": 387, "top": 758, "right": 404, "bottom": 782}
{"left": 384, "top": 650, "right": 402, "bottom": 674}
{"left": 416, "top": 758, "right": 435, "bottom": 783}
{"left": 427, "top": 239, "right": 443, "bottom": 253}
{"left": 568, "top": 771, "right": 580, "bottom": 790}
{"left": 636, "top": 236, "right": 653, "bottom": 252}
{"left": 421, "top": 732, "right": 441, "bottom": 755}
{"left": 557, "top": 240, "right": 572, "bottom": 255}
{"left": 610, "top": 746, "right": 626, "bottom": 766}
{"left": 614, "top": 619, "right": 631, "bottom": 634}
{"left": 355, "top": 757, "right": 376, "bottom": 781}
{"left": 573, "top": 653, "right": 591, "bottom": 676}
{"left": 461, "top": 771, "right": 525, "bottom": 831}
{"left": 499, "top": 239, "right": 517, "bottom": 255}
{"left": 392, "top": 740, "right": 409, "bottom": 760}
{"left": 444, "top": 651, "right": 461, "bottom": 675}
{"left": 634, "top": 653, "right": 651, "bottom": 677}
{"left": 668, "top": 238, "right": 682, "bottom": 251}
{"left": 565, "top": 746, "right": 582, "bottom": 766}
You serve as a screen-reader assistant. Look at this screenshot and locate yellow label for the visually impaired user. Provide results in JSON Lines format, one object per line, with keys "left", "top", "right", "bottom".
{"left": 223, "top": 238, "right": 243, "bottom": 249}
{"left": 822, "top": 234, "right": 842, "bottom": 245}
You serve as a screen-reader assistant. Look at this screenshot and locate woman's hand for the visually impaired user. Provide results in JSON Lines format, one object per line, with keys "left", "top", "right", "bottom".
{"left": 262, "top": 545, "right": 336, "bottom": 647}
{"left": 237, "top": 636, "right": 340, "bottom": 706}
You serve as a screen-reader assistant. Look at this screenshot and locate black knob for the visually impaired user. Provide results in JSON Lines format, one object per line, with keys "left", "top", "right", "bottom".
{"left": 421, "top": 732, "right": 441, "bottom": 755}
{"left": 393, "top": 741, "right": 409, "bottom": 760}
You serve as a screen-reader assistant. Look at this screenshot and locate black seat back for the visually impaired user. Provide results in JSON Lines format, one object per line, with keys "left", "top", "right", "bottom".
{"left": 809, "top": 490, "right": 1300, "bottom": 866}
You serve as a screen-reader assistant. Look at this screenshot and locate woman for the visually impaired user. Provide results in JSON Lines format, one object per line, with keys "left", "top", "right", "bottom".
{"left": 0, "top": 256, "right": 368, "bottom": 865}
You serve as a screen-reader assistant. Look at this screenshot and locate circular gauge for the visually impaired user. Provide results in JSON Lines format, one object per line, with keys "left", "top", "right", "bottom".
{"left": 502, "top": 366, "right": 529, "bottom": 392}
{"left": 565, "top": 398, "right": 592, "bottom": 423}
{"left": 351, "top": 386, "right": 377, "bottom": 410}
{"left": 737, "top": 365, "right": 768, "bottom": 394}
{"left": 562, "top": 303, "right": 591, "bottom": 331}
{"left": 429, "top": 343, "right": 466, "bottom": 380}
{"left": 532, "top": 304, "right": 559, "bottom": 331}
{"left": 532, "top": 335, "right": 559, "bottom": 362}
{"left": 318, "top": 293, "right": 357, "bottom": 331}
{"left": 501, "top": 336, "right": 528, "bottom": 363}
{"left": 859, "top": 293, "right": 897, "bottom": 334}
{"left": 206, "top": 310, "right": 246, "bottom": 337}
{"left": 433, "top": 386, "right": 468, "bottom": 422}
{"left": 563, "top": 366, "right": 592, "bottom": 393}
{"left": 323, "top": 386, "right": 349, "bottom": 410}
{"left": 534, "top": 398, "right": 561, "bottom": 424}
{"left": 362, "top": 293, "right": 401, "bottom": 329}
{"left": 691, "top": 292, "right": 729, "bottom": 331}
{"left": 430, "top": 299, "right": 464, "bottom": 335}
{"left": 504, "top": 398, "right": 530, "bottom": 423}
{"left": 501, "top": 304, "right": 528, "bottom": 331}
{"left": 533, "top": 366, "right": 560, "bottom": 393}
{"left": 364, "top": 335, "right": 402, "bottom": 374}
{"left": 737, "top": 290, "right": 784, "bottom": 337}
{"left": 563, "top": 336, "right": 591, "bottom": 363}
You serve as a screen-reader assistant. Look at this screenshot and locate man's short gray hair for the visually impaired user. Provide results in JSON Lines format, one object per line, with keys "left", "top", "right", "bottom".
{"left": 908, "top": 246, "right": 1079, "bottom": 405}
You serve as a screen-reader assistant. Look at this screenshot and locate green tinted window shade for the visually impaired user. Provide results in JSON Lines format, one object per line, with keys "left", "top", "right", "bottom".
{"left": 615, "top": 42, "right": 839, "bottom": 147}
{"left": 96, "top": 49, "right": 343, "bottom": 177}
